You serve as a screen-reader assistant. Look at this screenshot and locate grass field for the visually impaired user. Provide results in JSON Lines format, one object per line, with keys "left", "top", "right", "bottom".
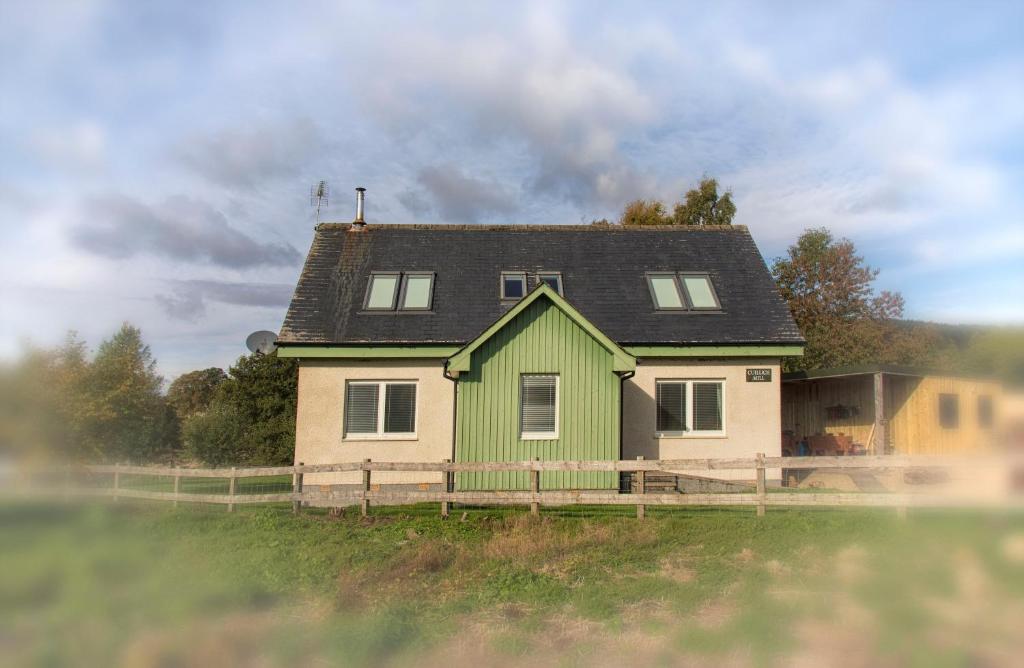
{"left": 2, "top": 501, "right": 1023, "bottom": 667}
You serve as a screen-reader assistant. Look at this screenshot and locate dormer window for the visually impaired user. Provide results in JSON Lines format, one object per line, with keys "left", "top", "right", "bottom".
{"left": 501, "top": 272, "right": 527, "bottom": 300}
{"left": 537, "top": 272, "right": 563, "bottom": 296}
{"left": 365, "top": 272, "right": 434, "bottom": 311}
{"left": 647, "top": 272, "right": 720, "bottom": 311}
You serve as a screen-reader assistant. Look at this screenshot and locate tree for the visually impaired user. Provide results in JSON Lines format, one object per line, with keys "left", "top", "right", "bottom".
{"left": 619, "top": 199, "right": 670, "bottom": 226}
{"left": 76, "top": 323, "right": 178, "bottom": 463}
{"left": 671, "top": 177, "right": 736, "bottom": 226}
{"left": 183, "top": 352, "right": 298, "bottom": 466}
{"left": 167, "top": 368, "right": 227, "bottom": 421}
{"left": 0, "top": 333, "right": 89, "bottom": 461}
{"left": 617, "top": 177, "right": 736, "bottom": 227}
{"left": 772, "top": 228, "right": 911, "bottom": 371}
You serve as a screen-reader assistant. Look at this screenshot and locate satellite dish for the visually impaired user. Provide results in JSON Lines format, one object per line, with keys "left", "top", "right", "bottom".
{"left": 246, "top": 330, "right": 278, "bottom": 355}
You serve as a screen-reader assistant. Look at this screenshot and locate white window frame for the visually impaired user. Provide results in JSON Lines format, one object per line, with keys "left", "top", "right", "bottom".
{"left": 501, "top": 271, "right": 528, "bottom": 300}
{"left": 654, "top": 379, "right": 726, "bottom": 438}
{"left": 536, "top": 271, "right": 564, "bottom": 296}
{"left": 343, "top": 380, "right": 418, "bottom": 440}
{"left": 520, "top": 374, "right": 559, "bottom": 441}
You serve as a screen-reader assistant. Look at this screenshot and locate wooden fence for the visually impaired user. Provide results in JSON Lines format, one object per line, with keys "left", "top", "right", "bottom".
{"left": 7, "top": 454, "right": 1023, "bottom": 518}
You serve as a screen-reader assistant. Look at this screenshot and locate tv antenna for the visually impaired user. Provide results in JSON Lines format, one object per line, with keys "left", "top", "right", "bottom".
{"left": 310, "top": 180, "right": 329, "bottom": 224}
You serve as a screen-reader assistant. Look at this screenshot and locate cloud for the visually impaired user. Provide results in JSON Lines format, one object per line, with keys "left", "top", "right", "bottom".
{"left": 401, "top": 165, "right": 518, "bottom": 222}
{"left": 172, "top": 118, "right": 321, "bottom": 189}
{"left": 27, "top": 120, "right": 106, "bottom": 172}
{"left": 71, "top": 194, "right": 300, "bottom": 268}
{"left": 156, "top": 279, "right": 295, "bottom": 321}
{"left": 353, "top": 5, "right": 658, "bottom": 206}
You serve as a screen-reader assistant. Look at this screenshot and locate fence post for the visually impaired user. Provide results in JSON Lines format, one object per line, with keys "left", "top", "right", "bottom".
{"left": 228, "top": 467, "right": 237, "bottom": 513}
{"left": 113, "top": 463, "right": 121, "bottom": 503}
{"left": 292, "top": 462, "right": 304, "bottom": 515}
{"left": 441, "top": 459, "right": 451, "bottom": 518}
{"left": 361, "top": 458, "right": 371, "bottom": 517}
{"left": 530, "top": 457, "right": 540, "bottom": 516}
{"left": 756, "top": 452, "right": 766, "bottom": 517}
{"left": 636, "top": 456, "right": 645, "bottom": 519}
{"left": 173, "top": 467, "right": 181, "bottom": 509}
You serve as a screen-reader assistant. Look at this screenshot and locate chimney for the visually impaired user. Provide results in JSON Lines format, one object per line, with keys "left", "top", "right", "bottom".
{"left": 352, "top": 187, "right": 366, "bottom": 227}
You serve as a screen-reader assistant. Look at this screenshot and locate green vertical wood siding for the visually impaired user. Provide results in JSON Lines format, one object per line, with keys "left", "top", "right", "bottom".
{"left": 456, "top": 298, "right": 619, "bottom": 490}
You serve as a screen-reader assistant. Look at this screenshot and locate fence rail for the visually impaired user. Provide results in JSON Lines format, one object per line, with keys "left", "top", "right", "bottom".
{"left": 7, "top": 454, "right": 1023, "bottom": 518}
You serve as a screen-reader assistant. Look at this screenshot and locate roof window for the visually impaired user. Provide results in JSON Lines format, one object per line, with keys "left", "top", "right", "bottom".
{"left": 365, "top": 272, "right": 434, "bottom": 311}
{"left": 647, "top": 272, "right": 721, "bottom": 311}
{"left": 537, "top": 272, "right": 563, "bottom": 296}
{"left": 501, "top": 272, "right": 527, "bottom": 300}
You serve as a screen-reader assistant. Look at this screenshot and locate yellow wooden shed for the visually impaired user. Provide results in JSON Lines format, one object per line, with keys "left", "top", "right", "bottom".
{"left": 782, "top": 365, "right": 1004, "bottom": 455}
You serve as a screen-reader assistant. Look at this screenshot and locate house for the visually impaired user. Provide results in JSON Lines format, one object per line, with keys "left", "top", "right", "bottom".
{"left": 277, "top": 215, "right": 804, "bottom": 490}
{"left": 781, "top": 365, "right": 1004, "bottom": 456}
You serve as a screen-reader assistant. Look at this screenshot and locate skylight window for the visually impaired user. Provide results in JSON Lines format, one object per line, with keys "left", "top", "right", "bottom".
{"left": 365, "top": 273, "right": 400, "bottom": 310}
{"left": 680, "top": 274, "right": 720, "bottom": 309}
{"left": 537, "top": 272, "right": 563, "bottom": 295}
{"left": 501, "top": 272, "right": 527, "bottom": 300}
{"left": 399, "top": 273, "right": 434, "bottom": 310}
{"left": 647, "top": 273, "right": 684, "bottom": 309}
{"left": 365, "top": 272, "right": 434, "bottom": 311}
{"left": 647, "top": 272, "right": 721, "bottom": 311}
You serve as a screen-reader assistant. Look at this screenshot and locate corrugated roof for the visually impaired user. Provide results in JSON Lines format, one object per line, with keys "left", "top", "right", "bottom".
{"left": 278, "top": 223, "right": 804, "bottom": 346}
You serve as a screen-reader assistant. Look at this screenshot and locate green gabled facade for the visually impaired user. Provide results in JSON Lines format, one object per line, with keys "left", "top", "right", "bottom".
{"left": 451, "top": 285, "right": 633, "bottom": 490}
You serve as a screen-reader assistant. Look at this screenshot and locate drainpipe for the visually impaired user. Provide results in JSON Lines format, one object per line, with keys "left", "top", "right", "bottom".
{"left": 442, "top": 360, "right": 459, "bottom": 464}
{"left": 617, "top": 368, "right": 636, "bottom": 479}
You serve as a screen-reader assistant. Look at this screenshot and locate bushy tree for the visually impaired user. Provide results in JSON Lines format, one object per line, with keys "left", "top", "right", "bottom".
{"left": 618, "top": 177, "right": 736, "bottom": 227}
{"left": 772, "top": 228, "right": 922, "bottom": 370}
{"left": 167, "top": 367, "right": 227, "bottom": 421}
{"left": 671, "top": 177, "right": 736, "bottom": 226}
{"left": 619, "top": 199, "right": 670, "bottom": 226}
{"left": 76, "top": 324, "right": 178, "bottom": 462}
{"left": 183, "top": 352, "right": 297, "bottom": 466}
{"left": 0, "top": 333, "right": 89, "bottom": 461}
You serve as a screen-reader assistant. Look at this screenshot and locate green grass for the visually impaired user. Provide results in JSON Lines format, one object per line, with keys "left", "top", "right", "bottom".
{"left": 1, "top": 501, "right": 1022, "bottom": 666}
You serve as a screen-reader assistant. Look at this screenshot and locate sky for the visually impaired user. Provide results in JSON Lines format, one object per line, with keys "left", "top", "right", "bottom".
{"left": 1, "top": 0, "right": 1022, "bottom": 379}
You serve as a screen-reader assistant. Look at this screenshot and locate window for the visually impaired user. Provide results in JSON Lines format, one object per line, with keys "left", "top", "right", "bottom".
{"left": 656, "top": 380, "right": 725, "bottom": 436}
{"left": 520, "top": 374, "right": 558, "bottom": 439}
{"left": 938, "top": 393, "right": 959, "bottom": 429}
{"left": 680, "top": 274, "right": 720, "bottom": 309}
{"left": 647, "top": 273, "right": 684, "bottom": 309}
{"left": 365, "top": 273, "right": 400, "bottom": 310}
{"left": 646, "top": 272, "right": 721, "bottom": 311}
{"left": 344, "top": 381, "right": 417, "bottom": 438}
{"left": 537, "top": 272, "right": 563, "bottom": 295}
{"left": 978, "top": 395, "right": 993, "bottom": 429}
{"left": 501, "top": 272, "right": 527, "bottom": 300}
{"left": 364, "top": 272, "right": 434, "bottom": 311}
{"left": 399, "top": 273, "right": 434, "bottom": 310}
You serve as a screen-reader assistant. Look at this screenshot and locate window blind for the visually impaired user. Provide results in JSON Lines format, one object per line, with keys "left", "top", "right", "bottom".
{"left": 693, "top": 382, "right": 723, "bottom": 431}
{"left": 521, "top": 375, "right": 557, "bottom": 435}
{"left": 344, "top": 384, "right": 379, "bottom": 435}
{"left": 656, "top": 382, "right": 686, "bottom": 432}
{"left": 384, "top": 383, "right": 417, "bottom": 433}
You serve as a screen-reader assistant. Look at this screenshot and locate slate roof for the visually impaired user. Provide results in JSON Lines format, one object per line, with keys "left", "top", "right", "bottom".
{"left": 278, "top": 223, "right": 804, "bottom": 347}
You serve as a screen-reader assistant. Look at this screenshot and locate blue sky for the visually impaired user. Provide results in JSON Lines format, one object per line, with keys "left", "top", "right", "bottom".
{"left": 1, "top": 1, "right": 1022, "bottom": 378}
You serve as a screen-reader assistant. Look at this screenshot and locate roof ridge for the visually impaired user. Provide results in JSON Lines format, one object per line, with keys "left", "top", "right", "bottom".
{"left": 314, "top": 222, "right": 748, "bottom": 232}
